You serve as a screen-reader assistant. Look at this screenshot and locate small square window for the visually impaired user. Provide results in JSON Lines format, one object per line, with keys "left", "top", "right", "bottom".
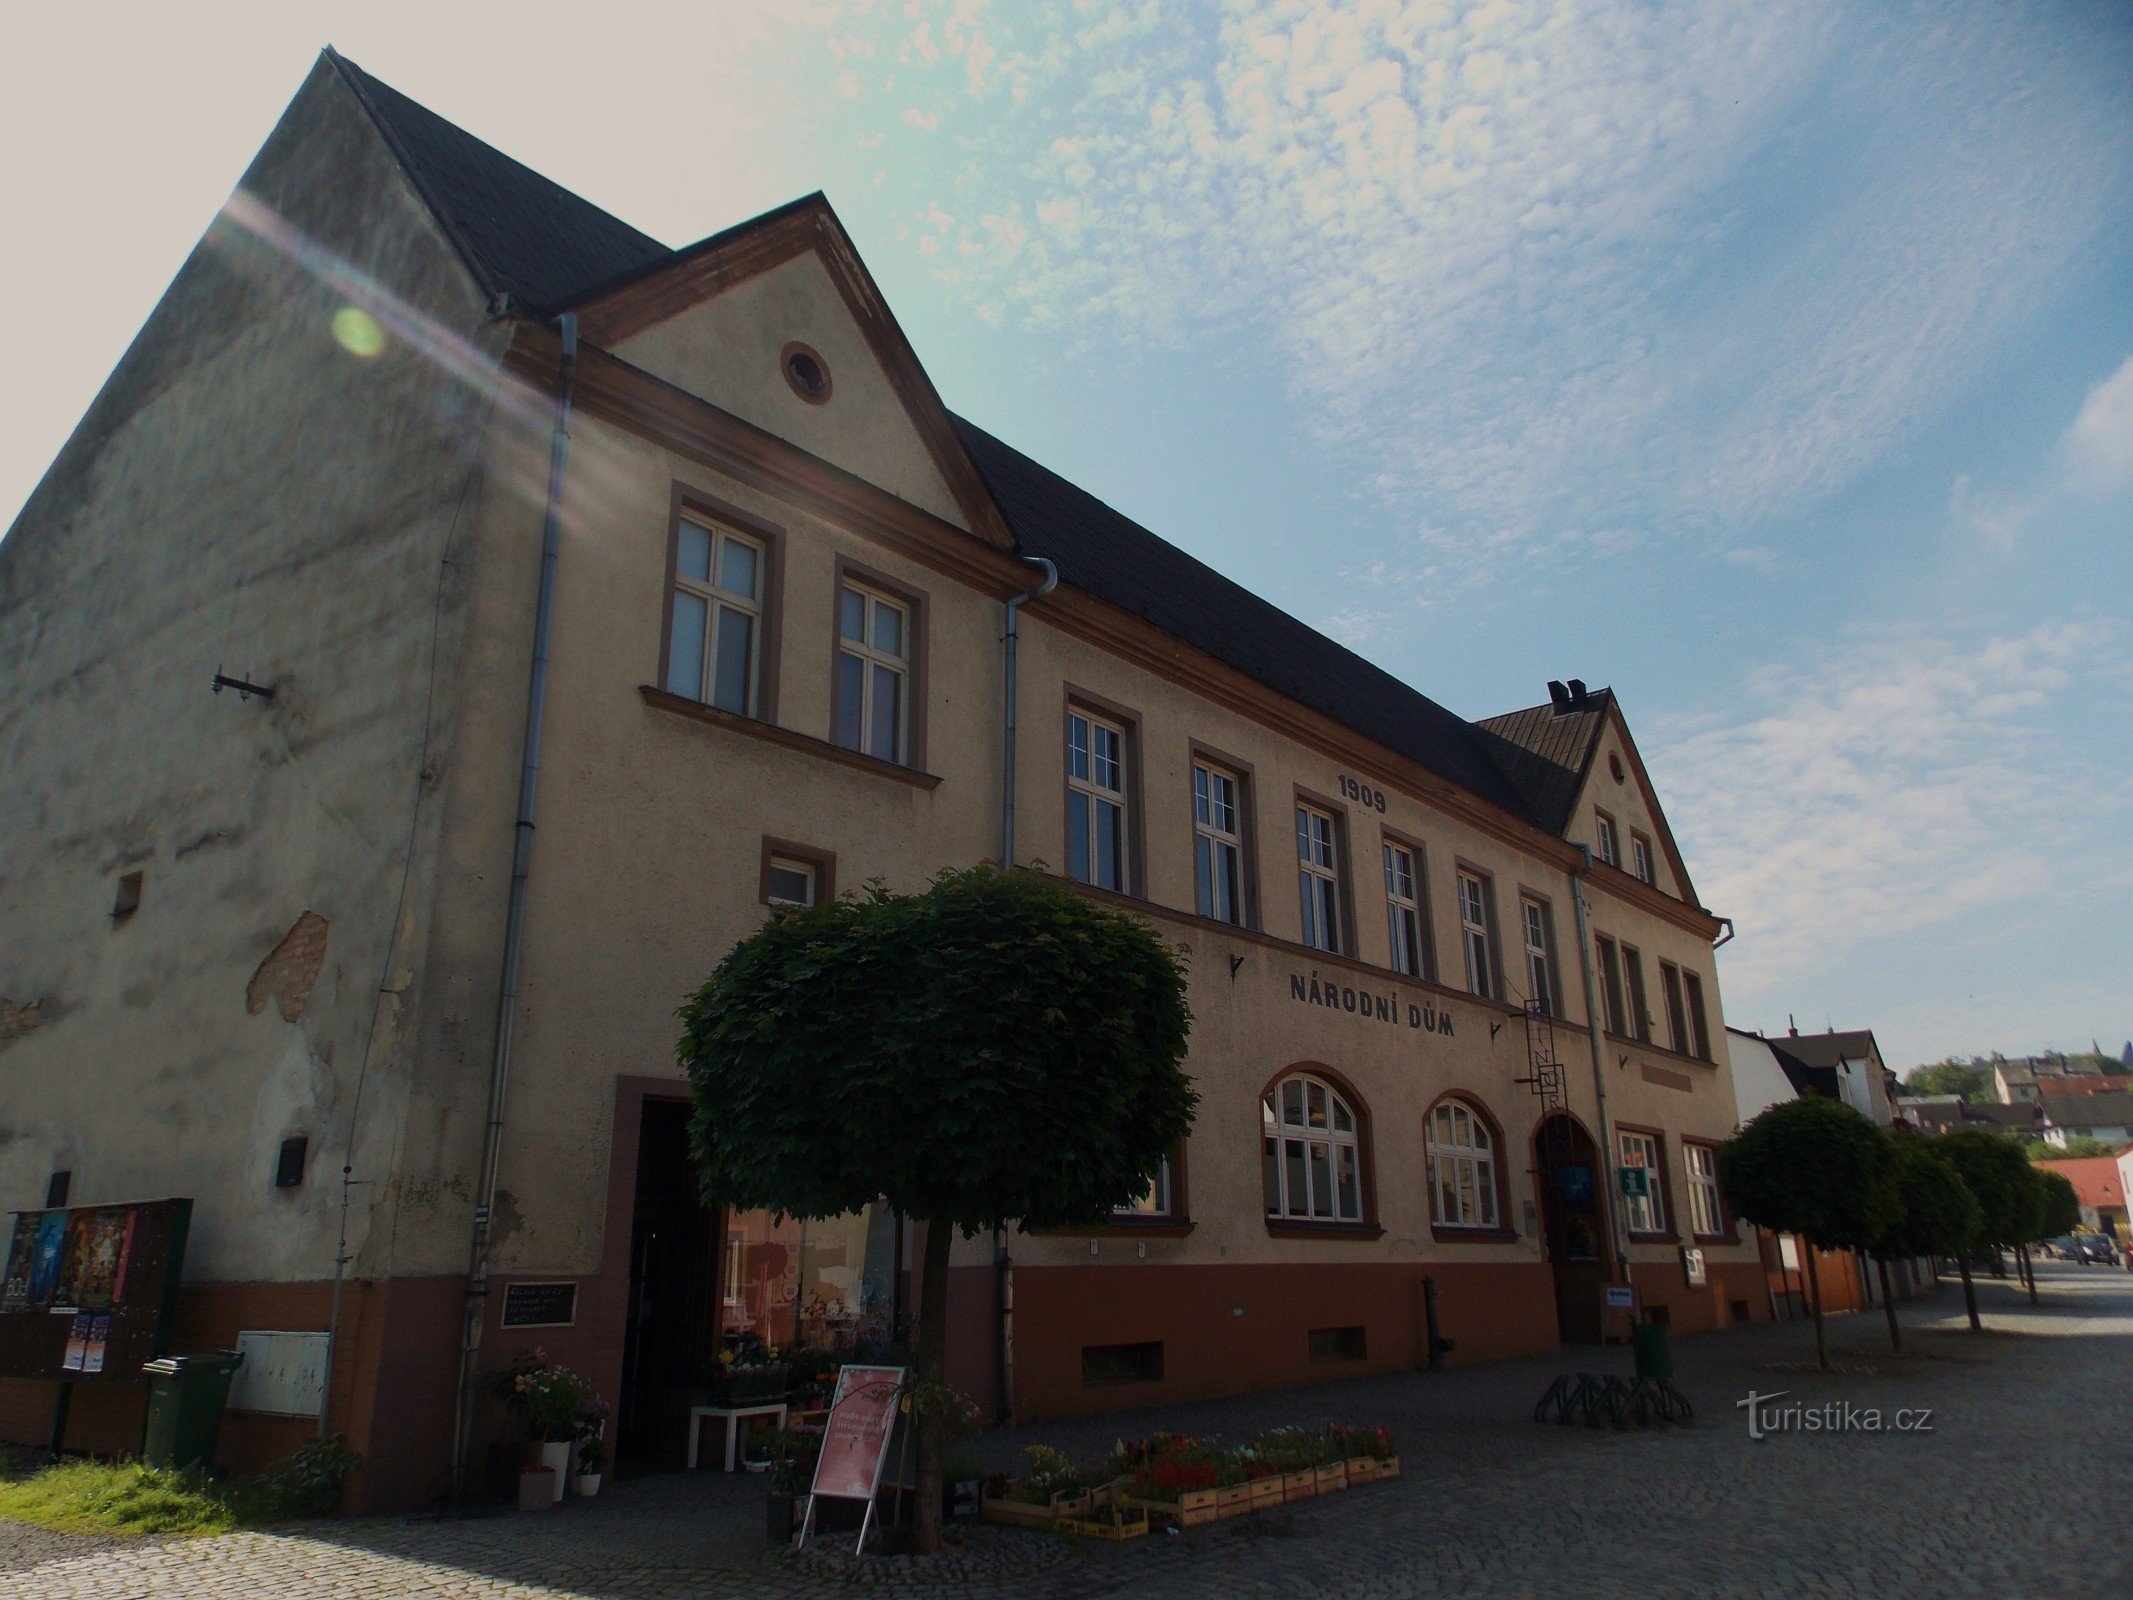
{"left": 767, "top": 857, "right": 817, "bottom": 908}
{"left": 1308, "top": 1325, "right": 1367, "bottom": 1363}
{"left": 275, "top": 1136, "right": 308, "bottom": 1189}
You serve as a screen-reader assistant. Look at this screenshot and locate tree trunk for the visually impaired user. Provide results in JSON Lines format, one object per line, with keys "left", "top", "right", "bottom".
{"left": 2019, "top": 1243, "right": 2038, "bottom": 1305}
{"left": 1803, "top": 1243, "right": 1829, "bottom": 1370}
{"left": 1876, "top": 1257, "right": 1902, "bottom": 1354}
{"left": 912, "top": 1218, "right": 954, "bottom": 1556}
{"left": 1958, "top": 1255, "right": 1981, "bottom": 1332}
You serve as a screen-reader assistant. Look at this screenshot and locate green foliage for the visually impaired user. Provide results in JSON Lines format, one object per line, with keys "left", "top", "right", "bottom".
{"left": 1717, "top": 1097, "right": 1899, "bottom": 1251}
{"left": 0, "top": 1460, "right": 235, "bottom": 1537}
{"left": 1902, "top": 1062, "right": 1991, "bottom": 1103}
{"left": 2031, "top": 1169, "right": 2081, "bottom": 1240}
{"left": 226, "top": 1436, "right": 361, "bottom": 1523}
{"left": 2024, "top": 1135, "right": 2115, "bottom": 1159}
{"left": 1871, "top": 1135, "right": 1982, "bottom": 1259}
{"left": 1935, "top": 1129, "right": 2039, "bottom": 1250}
{"left": 678, "top": 865, "right": 1197, "bottom": 1233}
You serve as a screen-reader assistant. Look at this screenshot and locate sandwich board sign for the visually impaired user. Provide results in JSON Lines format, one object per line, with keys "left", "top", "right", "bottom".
{"left": 797, "top": 1364, "right": 905, "bottom": 1553}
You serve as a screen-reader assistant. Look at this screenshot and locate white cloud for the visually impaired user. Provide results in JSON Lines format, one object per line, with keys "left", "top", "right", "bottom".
{"left": 1646, "top": 620, "right": 2123, "bottom": 1004}
{"left": 2065, "top": 354, "right": 2133, "bottom": 491}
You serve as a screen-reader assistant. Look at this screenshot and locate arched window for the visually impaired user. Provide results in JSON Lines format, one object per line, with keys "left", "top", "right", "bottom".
{"left": 1262, "top": 1074, "right": 1363, "bottom": 1221}
{"left": 1427, "top": 1098, "right": 1498, "bottom": 1229}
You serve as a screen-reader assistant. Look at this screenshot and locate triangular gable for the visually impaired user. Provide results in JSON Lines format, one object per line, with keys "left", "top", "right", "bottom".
{"left": 568, "top": 199, "right": 1014, "bottom": 549}
{"left": 1568, "top": 697, "right": 1701, "bottom": 909}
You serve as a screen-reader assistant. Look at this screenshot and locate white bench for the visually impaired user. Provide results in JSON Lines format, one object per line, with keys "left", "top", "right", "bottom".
{"left": 686, "top": 1401, "right": 788, "bottom": 1471}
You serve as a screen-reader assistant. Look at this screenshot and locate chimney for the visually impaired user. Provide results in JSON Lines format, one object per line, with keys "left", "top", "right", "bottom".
{"left": 1547, "top": 680, "right": 1570, "bottom": 713}
{"left": 1787, "top": 1014, "right": 1798, "bottom": 1036}
{"left": 1566, "top": 678, "right": 1589, "bottom": 706}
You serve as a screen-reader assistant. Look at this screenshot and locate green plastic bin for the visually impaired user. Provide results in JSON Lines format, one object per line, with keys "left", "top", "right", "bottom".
{"left": 141, "top": 1352, "right": 244, "bottom": 1471}
{"left": 1631, "top": 1321, "right": 1673, "bottom": 1381}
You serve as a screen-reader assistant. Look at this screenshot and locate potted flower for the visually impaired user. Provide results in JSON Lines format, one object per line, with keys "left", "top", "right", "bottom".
{"left": 573, "top": 1434, "right": 608, "bottom": 1498}
{"left": 492, "top": 1351, "right": 598, "bottom": 1504}
{"left": 763, "top": 1425, "right": 822, "bottom": 1544}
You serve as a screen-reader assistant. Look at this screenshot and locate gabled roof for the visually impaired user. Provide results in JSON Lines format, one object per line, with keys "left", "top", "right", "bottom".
{"left": 329, "top": 50, "right": 668, "bottom": 312}
{"left": 2041, "top": 1092, "right": 2133, "bottom": 1130}
{"left": 952, "top": 417, "right": 1536, "bottom": 819}
{"left": 1770, "top": 1030, "right": 1881, "bottom": 1071}
{"left": 1472, "top": 695, "right": 1611, "bottom": 835}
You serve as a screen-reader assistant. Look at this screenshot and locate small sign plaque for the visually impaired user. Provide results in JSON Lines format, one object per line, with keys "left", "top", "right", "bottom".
{"left": 1603, "top": 1284, "right": 1635, "bottom": 1311}
{"left": 1617, "top": 1167, "right": 1650, "bottom": 1199}
{"left": 1681, "top": 1246, "right": 1707, "bottom": 1288}
{"left": 500, "top": 1281, "right": 577, "bottom": 1329}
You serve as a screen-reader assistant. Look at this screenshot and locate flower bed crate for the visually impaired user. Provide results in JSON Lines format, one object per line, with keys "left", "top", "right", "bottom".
{"left": 1314, "top": 1462, "right": 1349, "bottom": 1493}
{"left": 980, "top": 1486, "right": 1089, "bottom": 1529}
{"left": 1127, "top": 1487, "right": 1221, "bottom": 1529}
{"left": 1282, "top": 1469, "right": 1319, "bottom": 1503}
{"left": 1059, "top": 1507, "right": 1150, "bottom": 1541}
{"left": 1086, "top": 1475, "right": 1133, "bottom": 1511}
{"left": 1347, "top": 1454, "right": 1400, "bottom": 1484}
{"left": 1248, "top": 1476, "right": 1287, "bottom": 1511}
{"left": 1214, "top": 1483, "right": 1256, "bottom": 1519}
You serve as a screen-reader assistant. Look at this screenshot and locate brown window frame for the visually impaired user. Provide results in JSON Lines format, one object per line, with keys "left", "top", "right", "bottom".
{"left": 1620, "top": 943, "right": 1652, "bottom": 1044}
{"left": 1683, "top": 971, "right": 1713, "bottom": 1061}
{"left": 1616, "top": 1122, "right": 1677, "bottom": 1242}
{"left": 657, "top": 485, "right": 786, "bottom": 724}
{"left": 1190, "top": 742, "right": 1259, "bottom": 930}
{"left": 1379, "top": 826, "right": 1437, "bottom": 983}
{"left": 1063, "top": 686, "right": 1146, "bottom": 899}
{"left": 1453, "top": 861, "right": 1504, "bottom": 1002}
{"left": 1659, "top": 960, "right": 1690, "bottom": 1055}
{"left": 1630, "top": 830, "right": 1656, "bottom": 886}
{"left": 1593, "top": 808, "right": 1620, "bottom": 868}
{"left": 759, "top": 836, "right": 836, "bottom": 908}
{"left": 1292, "top": 787, "right": 1357, "bottom": 957}
{"left": 1259, "top": 1062, "right": 1383, "bottom": 1240}
{"left": 830, "top": 555, "right": 929, "bottom": 771}
{"left": 1594, "top": 934, "right": 1627, "bottom": 1036}
{"left": 1680, "top": 1136, "right": 1735, "bottom": 1242}
{"left": 1515, "top": 889, "right": 1562, "bottom": 1018}
{"left": 1423, "top": 1089, "right": 1517, "bottom": 1242}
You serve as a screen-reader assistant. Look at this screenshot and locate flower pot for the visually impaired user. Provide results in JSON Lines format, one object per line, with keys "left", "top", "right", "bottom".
{"left": 539, "top": 1440, "right": 573, "bottom": 1502}
{"left": 573, "top": 1472, "right": 602, "bottom": 1498}
{"left": 518, "top": 1468, "right": 556, "bottom": 1512}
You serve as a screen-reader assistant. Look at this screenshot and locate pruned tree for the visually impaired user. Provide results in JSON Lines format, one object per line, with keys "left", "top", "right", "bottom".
{"left": 1718, "top": 1097, "right": 1898, "bottom": 1369}
{"left": 1934, "top": 1129, "right": 2036, "bottom": 1331}
{"left": 677, "top": 866, "right": 1195, "bottom": 1553}
{"left": 1867, "top": 1135, "right": 1981, "bottom": 1354}
{"left": 2017, "top": 1168, "right": 2082, "bottom": 1302}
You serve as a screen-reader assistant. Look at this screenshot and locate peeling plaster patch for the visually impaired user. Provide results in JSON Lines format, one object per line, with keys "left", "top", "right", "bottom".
{"left": 0, "top": 999, "right": 44, "bottom": 1054}
{"left": 247, "top": 911, "right": 330, "bottom": 1022}
{"left": 175, "top": 824, "right": 248, "bottom": 860}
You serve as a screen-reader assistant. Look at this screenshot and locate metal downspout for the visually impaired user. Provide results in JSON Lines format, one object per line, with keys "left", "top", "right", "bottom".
{"left": 1568, "top": 846, "right": 1630, "bottom": 1285}
{"left": 993, "top": 554, "right": 1055, "bottom": 1425}
{"left": 452, "top": 313, "right": 577, "bottom": 1498}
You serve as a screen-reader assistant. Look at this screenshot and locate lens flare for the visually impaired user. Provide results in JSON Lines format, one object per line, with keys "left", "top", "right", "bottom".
{"left": 331, "top": 306, "right": 386, "bottom": 357}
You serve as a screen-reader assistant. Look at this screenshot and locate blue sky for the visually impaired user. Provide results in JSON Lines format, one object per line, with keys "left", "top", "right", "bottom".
{"left": 5, "top": 2, "right": 2130, "bottom": 1070}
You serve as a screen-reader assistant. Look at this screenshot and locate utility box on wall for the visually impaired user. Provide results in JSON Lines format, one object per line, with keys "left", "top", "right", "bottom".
{"left": 226, "top": 1330, "right": 328, "bottom": 1417}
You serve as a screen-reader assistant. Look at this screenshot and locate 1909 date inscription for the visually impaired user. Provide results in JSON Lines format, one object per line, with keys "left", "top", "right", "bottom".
{"left": 1337, "top": 775, "right": 1388, "bottom": 813}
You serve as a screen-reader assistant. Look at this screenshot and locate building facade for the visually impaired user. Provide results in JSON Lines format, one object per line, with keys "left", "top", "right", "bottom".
{"left": 0, "top": 55, "right": 1762, "bottom": 1507}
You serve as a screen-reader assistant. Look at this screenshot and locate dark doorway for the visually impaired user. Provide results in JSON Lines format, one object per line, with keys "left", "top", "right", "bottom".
{"left": 619, "top": 1098, "right": 717, "bottom": 1472}
{"left": 1535, "top": 1113, "right": 1607, "bottom": 1344}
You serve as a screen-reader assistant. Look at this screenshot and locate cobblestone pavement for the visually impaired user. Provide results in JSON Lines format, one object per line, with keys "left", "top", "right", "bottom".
{"left": 5, "top": 1261, "right": 2128, "bottom": 1599}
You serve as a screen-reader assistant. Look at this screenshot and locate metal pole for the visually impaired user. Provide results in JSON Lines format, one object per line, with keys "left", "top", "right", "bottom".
{"left": 1567, "top": 848, "right": 1629, "bottom": 1282}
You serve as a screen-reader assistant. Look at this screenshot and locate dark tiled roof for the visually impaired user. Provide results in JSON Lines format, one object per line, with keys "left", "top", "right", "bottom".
{"left": 1770, "top": 1030, "right": 1880, "bottom": 1070}
{"left": 950, "top": 417, "right": 1537, "bottom": 821}
{"left": 1964, "top": 1101, "right": 2041, "bottom": 1129}
{"left": 1472, "top": 698, "right": 1610, "bottom": 835}
{"left": 329, "top": 51, "right": 670, "bottom": 312}
{"left": 2040, "top": 1092, "right": 2133, "bottom": 1129}
{"left": 1765, "top": 1042, "right": 1841, "bottom": 1101}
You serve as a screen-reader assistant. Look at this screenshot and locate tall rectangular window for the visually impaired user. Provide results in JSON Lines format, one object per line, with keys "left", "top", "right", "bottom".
{"left": 1595, "top": 935, "right": 1626, "bottom": 1035}
{"left": 1117, "top": 1157, "right": 1173, "bottom": 1218}
{"left": 1520, "top": 897, "right": 1555, "bottom": 1016}
{"left": 1619, "top": 1131, "right": 1665, "bottom": 1234}
{"left": 1622, "top": 946, "right": 1651, "bottom": 1043}
{"left": 1660, "top": 961, "right": 1689, "bottom": 1054}
{"left": 1684, "top": 972, "right": 1712, "bottom": 1061}
{"left": 835, "top": 584, "right": 908, "bottom": 762}
{"left": 1194, "top": 762, "right": 1246, "bottom": 925}
{"left": 666, "top": 517, "right": 763, "bottom": 715}
{"left": 1384, "top": 842, "right": 1425, "bottom": 978}
{"left": 1067, "top": 712, "right": 1128, "bottom": 892}
{"left": 1458, "top": 870, "right": 1493, "bottom": 998}
{"left": 1631, "top": 832, "right": 1655, "bottom": 886}
{"left": 1684, "top": 1143, "right": 1724, "bottom": 1237}
{"left": 1296, "top": 805, "right": 1341, "bottom": 953}
{"left": 1594, "top": 810, "right": 1619, "bottom": 867}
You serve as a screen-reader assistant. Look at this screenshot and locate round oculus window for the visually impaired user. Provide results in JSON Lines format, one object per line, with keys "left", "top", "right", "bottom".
{"left": 1609, "top": 753, "right": 1625, "bottom": 783}
{"left": 781, "top": 341, "right": 832, "bottom": 404}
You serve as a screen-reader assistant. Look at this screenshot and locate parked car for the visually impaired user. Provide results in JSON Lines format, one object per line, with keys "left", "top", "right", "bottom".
{"left": 2071, "top": 1234, "right": 2120, "bottom": 1266}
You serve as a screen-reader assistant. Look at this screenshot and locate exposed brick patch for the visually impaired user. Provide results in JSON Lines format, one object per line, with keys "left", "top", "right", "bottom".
{"left": 247, "top": 911, "right": 330, "bottom": 1022}
{"left": 0, "top": 999, "right": 42, "bottom": 1054}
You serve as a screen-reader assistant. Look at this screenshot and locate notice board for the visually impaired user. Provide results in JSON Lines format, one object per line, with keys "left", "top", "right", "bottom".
{"left": 0, "top": 1198, "right": 192, "bottom": 1382}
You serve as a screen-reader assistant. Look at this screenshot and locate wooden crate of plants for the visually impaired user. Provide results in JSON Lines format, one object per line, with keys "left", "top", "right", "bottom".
{"left": 1058, "top": 1503, "right": 1151, "bottom": 1541}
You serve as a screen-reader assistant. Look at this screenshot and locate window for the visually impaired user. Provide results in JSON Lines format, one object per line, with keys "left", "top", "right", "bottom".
{"left": 1427, "top": 1099, "right": 1499, "bottom": 1229}
{"left": 1117, "top": 1157, "right": 1173, "bottom": 1218}
{"left": 1595, "top": 935, "right": 1626, "bottom": 1035}
{"left": 1082, "top": 1342, "right": 1164, "bottom": 1385}
{"left": 1457, "top": 870, "right": 1494, "bottom": 998}
{"left": 1520, "top": 897, "right": 1555, "bottom": 1016}
{"left": 1594, "top": 810, "right": 1619, "bottom": 867}
{"left": 1660, "top": 962, "right": 1693, "bottom": 1055}
{"left": 1684, "top": 1143, "right": 1724, "bottom": 1237}
{"left": 1683, "top": 972, "right": 1712, "bottom": 1061}
{"left": 666, "top": 517, "right": 765, "bottom": 715}
{"left": 1383, "top": 842, "right": 1426, "bottom": 978}
{"left": 766, "top": 856, "right": 818, "bottom": 907}
{"left": 835, "top": 584, "right": 909, "bottom": 762}
{"left": 1067, "top": 711, "right": 1128, "bottom": 891}
{"left": 1622, "top": 946, "right": 1651, "bottom": 1043}
{"left": 1308, "top": 1326, "right": 1367, "bottom": 1363}
{"left": 1630, "top": 832, "right": 1655, "bottom": 886}
{"left": 1262, "top": 1075, "right": 1363, "bottom": 1222}
{"left": 1296, "top": 805, "right": 1342, "bottom": 953}
{"left": 1194, "top": 762, "right": 1246, "bottom": 925}
{"left": 1619, "top": 1131, "right": 1666, "bottom": 1235}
